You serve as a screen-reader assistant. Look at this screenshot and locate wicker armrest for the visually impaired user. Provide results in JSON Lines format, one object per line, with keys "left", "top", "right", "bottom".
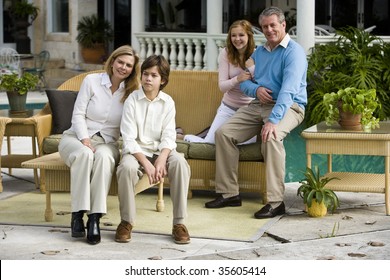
{"left": 21, "top": 152, "right": 68, "bottom": 170}
{"left": 31, "top": 112, "right": 53, "bottom": 156}
{"left": 0, "top": 117, "right": 12, "bottom": 147}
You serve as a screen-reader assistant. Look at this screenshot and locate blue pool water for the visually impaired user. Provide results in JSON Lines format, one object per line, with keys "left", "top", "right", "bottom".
{"left": 284, "top": 123, "right": 384, "bottom": 182}
{"left": 0, "top": 103, "right": 46, "bottom": 110}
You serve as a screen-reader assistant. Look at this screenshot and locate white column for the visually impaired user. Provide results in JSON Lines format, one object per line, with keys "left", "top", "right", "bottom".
{"left": 296, "top": 0, "right": 315, "bottom": 55}
{"left": 131, "top": 0, "right": 145, "bottom": 54}
{"left": 207, "top": 0, "right": 223, "bottom": 70}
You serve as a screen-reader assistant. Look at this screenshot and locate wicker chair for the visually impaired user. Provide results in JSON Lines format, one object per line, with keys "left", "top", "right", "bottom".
{"left": 23, "top": 69, "right": 268, "bottom": 222}
{"left": 0, "top": 47, "right": 20, "bottom": 75}
{"left": 0, "top": 117, "right": 12, "bottom": 192}
{"left": 22, "top": 50, "right": 50, "bottom": 89}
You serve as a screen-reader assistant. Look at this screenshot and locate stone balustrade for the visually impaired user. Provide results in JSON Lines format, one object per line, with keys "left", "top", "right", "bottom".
{"left": 135, "top": 32, "right": 390, "bottom": 71}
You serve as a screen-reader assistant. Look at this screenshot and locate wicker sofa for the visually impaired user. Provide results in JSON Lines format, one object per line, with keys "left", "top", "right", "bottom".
{"left": 23, "top": 70, "right": 267, "bottom": 220}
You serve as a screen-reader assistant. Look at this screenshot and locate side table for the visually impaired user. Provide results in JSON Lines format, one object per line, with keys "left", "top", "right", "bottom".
{"left": 0, "top": 109, "right": 40, "bottom": 192}
{"left": 301, "top": 121, "right": 390, "bottom": 215}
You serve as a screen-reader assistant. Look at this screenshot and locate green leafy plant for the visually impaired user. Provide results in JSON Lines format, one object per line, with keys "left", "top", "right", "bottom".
{"left": 323, "top": 87, "right": 381, "bottom": 130}
{"left": 11, "top": 0, "right": 39, "bottom": 24}
{"left": 0, "top": 72, "right": 39, "bottom": 95}
{"left": 76, "top": 14, "right": 114, "bottom": 48}
{"left": 297, "top": 166, "right": 340, "bottom": 213}
{"left": 306, "top": 26, "right": 390, "bottom": 127}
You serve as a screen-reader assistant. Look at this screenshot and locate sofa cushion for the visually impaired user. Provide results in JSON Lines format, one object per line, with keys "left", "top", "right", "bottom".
{"left": 175, "top": 140, "right": 190, "bottom": 159}
{"left": 43, "top": 135, "right": 261, "bottom": 160}
{"left": 187, "top": 141, "right": 263, "bottom": 161}
{"left": 43, "top": 134, "right": 62, "bottom": 154}
{"left": 46, "top": 89, "right": 78, "bottom": 134}
{"left": 44, "top": 136, "right": 191, "bottom": 158}
{"left": 238, "top": 142, "right": 263, "bottom": 161}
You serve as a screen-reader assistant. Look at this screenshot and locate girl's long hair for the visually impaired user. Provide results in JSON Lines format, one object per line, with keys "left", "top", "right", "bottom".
{"left": 225, "top": 20, "right": 255, "bottom": 69}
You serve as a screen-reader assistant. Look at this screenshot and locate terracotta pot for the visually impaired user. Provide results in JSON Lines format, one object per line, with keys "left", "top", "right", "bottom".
{"left": 6, "top": 91, "right": 27, "bottom": 113}
{"left": 306, "top": 200, "right": 327, "bottom": 217}
{"left": 338, "top": 101, "right": 362, "bottom": 131}
{"left": 80, "top": 44, "right": 107, "bottom": 64}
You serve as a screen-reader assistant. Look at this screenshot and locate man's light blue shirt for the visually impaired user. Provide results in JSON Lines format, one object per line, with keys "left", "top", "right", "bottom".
{"left": 240, "top": 34, "right": 308, "bottom": 124}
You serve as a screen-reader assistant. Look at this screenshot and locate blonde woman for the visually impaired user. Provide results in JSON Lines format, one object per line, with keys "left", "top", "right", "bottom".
{"left": 59, "top": 45, "right": 140, "bottom": 245}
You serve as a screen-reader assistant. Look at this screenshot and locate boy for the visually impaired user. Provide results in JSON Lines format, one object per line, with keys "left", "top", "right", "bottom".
{"left": 115, "top": 55, "right": 191, "bottom": 244}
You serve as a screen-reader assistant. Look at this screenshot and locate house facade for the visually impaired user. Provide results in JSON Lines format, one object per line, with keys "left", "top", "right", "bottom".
{"left": 1, "top": 0, "right": 389, "bottom": 70}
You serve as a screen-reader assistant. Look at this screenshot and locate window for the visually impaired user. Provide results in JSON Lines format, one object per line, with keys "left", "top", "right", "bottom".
{"left": 315, "top": 0, "right": 390, "bottom": 35}
{"left": 223, "top": 0, "right": 267, "bottom": 32}
{"left": 49, "top": 0, "right": 69, "bottom": 33}
{"left": 2, "top": 0, "right": 14, "bottom": 43}
{"left": 146, "top": 0, "right": 206, "bottom": 32}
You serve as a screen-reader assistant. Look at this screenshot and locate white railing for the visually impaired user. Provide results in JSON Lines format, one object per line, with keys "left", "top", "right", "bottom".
{"left": 135, "top": 32, "right": 390, "bottom": 71}
{"left": 309, "top": 35, "right": 390, "bottom": 45}
{"left": 135, "top": 32, "right": 268, "bottom": 71}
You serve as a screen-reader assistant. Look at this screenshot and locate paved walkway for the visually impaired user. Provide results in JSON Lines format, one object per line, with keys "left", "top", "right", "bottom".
{"left": 2, "top": 167, "right": 389, "bottom": 261}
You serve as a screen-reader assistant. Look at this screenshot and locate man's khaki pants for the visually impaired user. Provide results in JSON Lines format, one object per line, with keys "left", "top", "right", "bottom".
{"left": 215, "top": 100, "right": 304, "bottom": 203}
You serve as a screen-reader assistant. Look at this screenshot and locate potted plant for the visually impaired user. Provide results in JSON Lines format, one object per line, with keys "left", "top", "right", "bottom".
{"left": 305, "top": 26, "right": 390, "bottom": 127}
{"left": 323, "top": 87, "right": 381, "bottom": 131}
{"left": 10, "top": 0, "right": 40, "bottom": 54}
{"left": 0, "top": 72, "right": 39, "bottom": 113}
{"left": 76, "top": 14, "right": 114, "bottom": 64}
{"left": 297, "top": 166, "right": 340, "bottom": 217}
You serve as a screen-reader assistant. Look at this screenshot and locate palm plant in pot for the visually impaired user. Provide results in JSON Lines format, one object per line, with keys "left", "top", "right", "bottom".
{"left": 76, "top": 14, "right": 114, "bottom": 64}
{"left": 297, "top": 166, "right": 340, "bottom": 217}
{"left": 305, "top": 26, "right": 390, "bottom": 127}
{"left": 323, "top": 87, "right": 381, "bottom": 131}
{"left": 0, "top": 72, "right": 39, "bottom": 113}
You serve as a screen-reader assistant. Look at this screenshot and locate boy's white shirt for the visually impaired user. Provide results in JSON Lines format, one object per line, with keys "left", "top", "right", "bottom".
{"left": 120, "top": 87, "right": 177, "bottom": 157}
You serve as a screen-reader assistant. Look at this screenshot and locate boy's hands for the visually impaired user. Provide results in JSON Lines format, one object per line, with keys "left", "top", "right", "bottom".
{"left": 142, "top": 161, "right": 158, "bottom": 185}
{"left": 154, "top": 157, "right": 167, "bottom": 183}
{"left": 140, "top": 149, "right": 170, "bottom": 185}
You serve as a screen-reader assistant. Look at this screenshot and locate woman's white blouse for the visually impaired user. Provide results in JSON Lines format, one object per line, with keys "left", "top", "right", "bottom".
{"left": 68, "top": 73, "right": 125, "bottom": 143}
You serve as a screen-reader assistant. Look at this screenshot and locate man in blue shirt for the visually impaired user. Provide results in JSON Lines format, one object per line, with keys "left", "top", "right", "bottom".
{"left": 205, "top": 6, "right": 307, "bottom": 219}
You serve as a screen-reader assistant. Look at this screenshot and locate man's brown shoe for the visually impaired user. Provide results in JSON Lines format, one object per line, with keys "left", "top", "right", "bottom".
{"left": 172, "top": 224, "right": 190, "bottom": 244}
{"left": 115, "top": 221, "right": 132, "bottom": 243}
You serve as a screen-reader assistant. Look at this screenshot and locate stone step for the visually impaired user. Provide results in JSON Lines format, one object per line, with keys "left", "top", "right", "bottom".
{"left": 21, "top": 58, "right": 65, "bottom": 69}
{"left": 45, "top": 68, "right": 84, "bottom": 89}
{"left": 19, "top": 58, "right": 105, "bottom": 90}
{"left": 45, "top": 64, "right": 104, "bottom": 89}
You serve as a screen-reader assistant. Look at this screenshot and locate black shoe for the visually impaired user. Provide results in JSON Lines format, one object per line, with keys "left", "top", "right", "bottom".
{"left": 254, "top": 202, "right": 286, "bottom": 219}
{"left": 86, "top": 213, "right": 101, "bottom": 245}
{"left": 71, "top": 211, "right": 85, "bottom": 238}
{"left": 205, "top": 195, "right": 242, "bottom": 208}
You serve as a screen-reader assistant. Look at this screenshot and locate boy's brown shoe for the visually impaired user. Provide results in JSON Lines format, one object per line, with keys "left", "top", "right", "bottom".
{"left": 115, "top": 221, "right": 132, "bottom": 243}
{"left": 172, "top": 224, "right": 191, "bottom": 244}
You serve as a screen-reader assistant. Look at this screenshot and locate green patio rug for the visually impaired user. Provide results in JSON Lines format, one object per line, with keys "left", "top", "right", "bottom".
{"left": 0, "top": 190, "right": 277, "bottom": 242}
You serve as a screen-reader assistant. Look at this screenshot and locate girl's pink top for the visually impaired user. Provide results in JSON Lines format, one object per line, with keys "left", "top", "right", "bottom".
{"left": 218, "top": 48, "right": 254, "bottom": 109}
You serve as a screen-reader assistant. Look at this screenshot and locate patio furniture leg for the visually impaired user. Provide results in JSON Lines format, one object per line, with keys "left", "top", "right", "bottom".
{"left": 45, "top": 191, "right": 53, "bottom": 222}
{"left": 156, "top": 179, "right": 165, "bottom": 212}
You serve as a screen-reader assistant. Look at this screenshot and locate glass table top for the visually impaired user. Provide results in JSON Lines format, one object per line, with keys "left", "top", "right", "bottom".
{"left": 0, "top": 109, "right": 39, "bottom": 119}
{"left": 303, "top": 121, "right": 390, "bottom": 135}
